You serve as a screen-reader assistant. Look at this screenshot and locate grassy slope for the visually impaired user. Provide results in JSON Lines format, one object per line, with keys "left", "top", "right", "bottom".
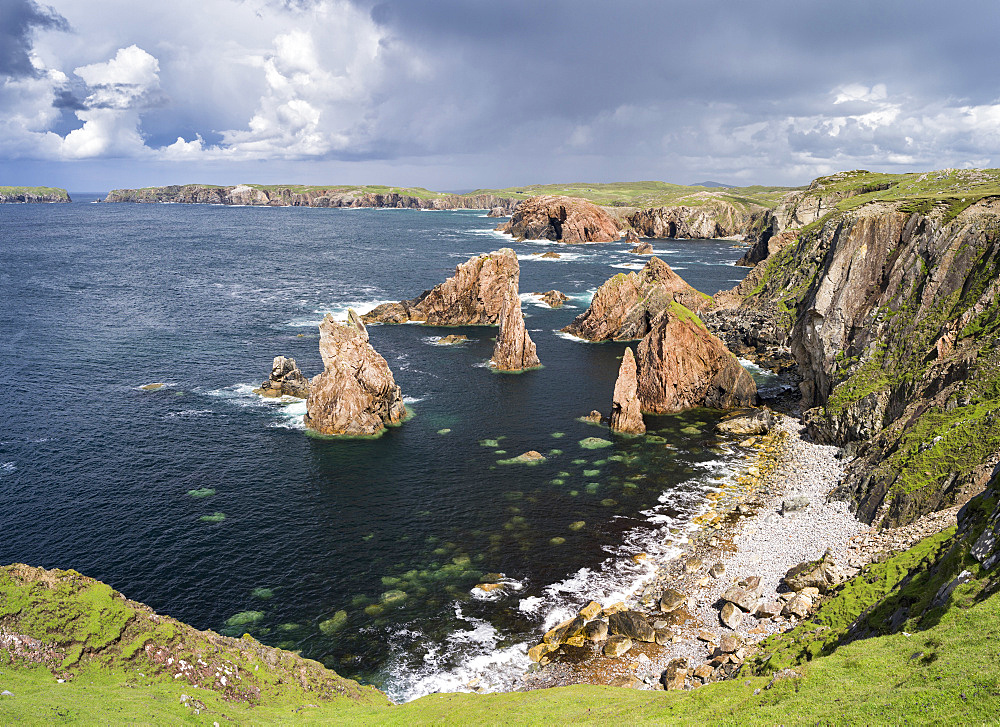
{"left": 3, "top": 508, "right": 999, "bottom": 724}
{"left": 0, "top": 186, "right": 70, "bottom": 199}
{"left": 468, "top": 181, "right": 795, "bottom": 209}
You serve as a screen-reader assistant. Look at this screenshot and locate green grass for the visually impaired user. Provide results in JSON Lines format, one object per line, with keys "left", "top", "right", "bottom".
{"left": 0, "top": 186, "right": 69, "bottom": 199}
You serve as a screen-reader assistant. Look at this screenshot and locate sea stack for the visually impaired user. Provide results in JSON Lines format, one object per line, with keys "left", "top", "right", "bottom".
{"left": 491, "top": 288, "right": 541, "bottom": 372}
{"left": 495, "top": 195, "right": 620, "bottom": 242}
{"left": 609, "top": 348, "right": 645, "bottom": 434}
{"left": 304, "top": 311, "right": 407, "bottom": 436}
{"left": 562, "top": 257, "right": 716, "bottom": 341}
{"left": 254, "top": 356, "right": 310, "bottom": 398}
{"left": 636, "top": 304, "right": 756, "bottom": 413}
{"left": 363, "top": 248, "right": 521, "bottom": 325}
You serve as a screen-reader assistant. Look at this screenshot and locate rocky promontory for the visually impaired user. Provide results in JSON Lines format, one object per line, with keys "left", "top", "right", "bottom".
{"left": 0, "top": 186, "right": 71, "bottom": 203}
{"left": 495, "top": 195, "right": 620, "bottom": 242}
{"left": 304, "top": 311, "right": 407, "bottom": 436}
{"left": 363, "top": 248, "right": 522, "bottom": 326}
{"left": 636, "top": 304, "right": 757, "bottom": 413}
{"left": 562, "top": 257, "right": 715, "bottom": 341}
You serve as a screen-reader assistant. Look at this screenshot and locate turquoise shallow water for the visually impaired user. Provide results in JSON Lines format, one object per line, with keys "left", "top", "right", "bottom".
{"left": 0, "top": 197, "right": 752, "bottom": 700}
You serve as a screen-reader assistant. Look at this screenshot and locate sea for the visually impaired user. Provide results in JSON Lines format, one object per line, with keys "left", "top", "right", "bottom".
{"left": 0, "top": 196, "right": 762, "bottom": 701}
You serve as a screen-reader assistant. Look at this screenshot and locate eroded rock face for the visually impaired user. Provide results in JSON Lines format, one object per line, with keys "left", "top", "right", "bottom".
{"left": 254, "top": 356, "right": 310, "bottom": 398}
{"left": 538, "top": 290, "right": 568, "bottom": 308}
{"left": 636, "top": 305, "right": 757, "bottom": 413}
{"left": 610, "top": 348, "right": 645, "bottom": 434}
{"left": 363, "top": 248, "right": 520, "bottom": 326}
{"left": 491, "top": 288, "right": 541, "bottom": 372}
{"left": 562, "top": 257, "right": 716, "bottom": 341}
{"left": 495, "top": 195, "right": 620, "bottom": 243}
{"left": 304, "top": 311, "right": 407, "bottom": 436}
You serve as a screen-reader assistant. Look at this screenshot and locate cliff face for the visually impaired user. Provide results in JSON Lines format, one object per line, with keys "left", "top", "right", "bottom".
{"left": 620, "top": 201, "right": 772, "bottom": 242}
{"left": 304, "top": 311, "right": 407, "bottom": 436}
{"left": 495, "top": 195, "right": 620, "bottom": 242}
{"left": 724, "top": 198, "right": 1000, "bottom": 527}
{"left": 363, "top": 248, "right": 521, "bottom": 326}
{"left": 562, "top": 256, "right": 715, "bottom": 341}
{"left": 102, "top": 185, "right": 519, "bottom": 213}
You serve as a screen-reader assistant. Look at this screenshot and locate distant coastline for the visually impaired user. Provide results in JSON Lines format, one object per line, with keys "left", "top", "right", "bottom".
{"left": 0, "top": 186, "right": 71, "bottom": 203}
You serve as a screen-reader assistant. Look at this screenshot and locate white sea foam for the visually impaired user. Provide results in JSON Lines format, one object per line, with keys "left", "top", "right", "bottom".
{"left": 0, "top": 462, "right": 15, "bottom": 475}
{"left": 287, "top": 299, "right": 398, "bottom": 327}
{"left": 206, "top": 383, "right": 307, "bottom": 430}
{"left": 610, "top": 262, "right": 645, "bottom": 270}
{"left": 519, "top": 251, "right": 586, "bottom": 263}
{"left": 553, "top": 330, "right": 590, "bottom": 343}
{"left": 402, "top": 395, "right": 424, "bottom": 405}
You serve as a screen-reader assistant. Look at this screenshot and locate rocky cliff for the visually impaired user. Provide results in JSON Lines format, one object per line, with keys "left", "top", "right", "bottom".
{"left": 0, "top": 186, "right": 71, "bottom": 203}
{"left": 495, "top": 195, "right": 620, "bottom": 242}
{"left": 102, "top": 184, "right": 519, "bottom": 213}
{"left": 619, "top": 200, "right": 772, "bottom": 242}
{"left": 491, "top": 288, "right": 541, "bottom": 372}
{"left": 304, "top": 311, "right": 407, "bottom": 436}
{"left": 363, "top": 248, "right": 522, "bottom": 326}
{"left": 718, "top": 192, "right": 1000, "bottom": 527}
{"left": 562, "top": 256, "right": 715, "bottom": 341}
{"left": 636, "top": 303, "right": 757, "bottom": 413}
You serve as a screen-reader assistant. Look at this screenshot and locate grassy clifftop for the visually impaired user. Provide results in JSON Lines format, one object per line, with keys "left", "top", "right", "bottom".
{"left": 0, "top": 186, "right": 70, "bottom": 203}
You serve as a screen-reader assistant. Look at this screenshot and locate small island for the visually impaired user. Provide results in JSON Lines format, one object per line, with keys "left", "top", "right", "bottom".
{"left": 0, "top": 186, "right": 71, "bottom": 203}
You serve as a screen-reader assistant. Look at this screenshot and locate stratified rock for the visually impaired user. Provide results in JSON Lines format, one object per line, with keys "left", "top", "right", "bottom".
{"left": 630, "top": 241, "right": 654, "bottom": 255}
{"left": 363, "top": 248, "right": 520, "bottom": 326}
{"left": 303, "top": 311, "right": 407, "bottom": 436}
{"left": 603, "top": 635, "right": 633, "bottom": 657}
{"left": 610, "top": 348, "right": 645, "bottom": 435}
{"left": 491, "top": 288, "right": 541, "bottom": 371}
{"left": 495, "top": 195, "right": 620, "bottom": 243}
{"left": 715, "top": 408, "right": 775, "bottom": 435}
{"left": 539, "top": 290, "right": 569, "bottom": 308}
{"left": 562, "top": 257, "right": 716, "bottom": 341}
{"left": 226, "top": 184, "right": 270, "bottom": 205}
{"left": 636, "top": 304, "right": 757, "bottom": 413}
{"left": 254, "top": 356, "right": 310, "bottom": 398}
{"left": 608, "top": 610, "right": 656, "bottom": 643}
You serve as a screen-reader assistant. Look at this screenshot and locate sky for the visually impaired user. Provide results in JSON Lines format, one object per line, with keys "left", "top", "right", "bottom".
{"left": 2, "top": 0, "right": 1000, "bottom": 192}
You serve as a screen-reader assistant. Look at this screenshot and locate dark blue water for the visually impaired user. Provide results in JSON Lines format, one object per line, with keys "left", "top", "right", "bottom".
{"left": 0, "top": 197, "right": 752, "bottom": 699}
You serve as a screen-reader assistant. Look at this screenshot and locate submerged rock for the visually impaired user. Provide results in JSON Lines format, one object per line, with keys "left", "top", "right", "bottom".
{"left": 254, "top": 356, "right": 311, "bottom": 398}
{"left": 435, "top": 334, "right": 469, "bottom": 345}
{"left": 562, "top": 257, "right": 716, "bottom": 341}
{"left": 363, "top": 248, "right": 521, "bottom": 326}
{"left": 495, "top": 195, "right": 620, "bottom": 243}
{"left": 491, "top": 287, "right": 541, "bottom": 372}
{"left": 304, "top": 311, "right": 407, "bottom": 436}
{"left": 610, "top": 348, "right": 645, "bottom": 435}
{"left": 636, "top": 304, "right": 757, "bottom": 413}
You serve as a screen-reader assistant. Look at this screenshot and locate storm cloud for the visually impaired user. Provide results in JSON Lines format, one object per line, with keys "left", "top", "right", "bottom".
{"left": 0, "top": 0, "right": 67, "bottom": 78}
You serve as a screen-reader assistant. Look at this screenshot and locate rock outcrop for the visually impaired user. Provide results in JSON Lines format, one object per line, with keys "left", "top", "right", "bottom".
{"left": 620, "top": 201, "right": 772, "bottom": 241}
{"left": 254, "top": 356, "right": 310, "bottom": 398}
{"left": 636, "top": 305, "right": 757, "bottom": 413}
{"left": 491, "top": 288, "right": 541, "bottom": 372}
{"left": 303, "top": 311, "right": 407, "bottom": 436}
{"left": 610, "top": 348, "right": 645, "bottom": 434}
{"left": 495, "top": 195, "right": 620, "bottom": 243}
{"left": 562, "top": 257, "right": 715, "bottom": 341}
{"left": 0, "top": 187, "right": 71, "bottom": 203}
{"left": 363, "top": 248, "right": 521, "bottom": 326}
{"left": 538, "top": 290, "right": 568, "bottom": 308}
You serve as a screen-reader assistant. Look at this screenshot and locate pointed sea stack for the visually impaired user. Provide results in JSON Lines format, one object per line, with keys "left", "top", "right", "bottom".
{"left": 610, "top": 348, "right": 645, "bottom": 434}
{"left": 363, "top": 248, "right": 520, "bottom": 325}
{"left": 304, "top": 311, "right": 407, "bottom": 436}
{"left": 636, "top": 304, "right": 756, "bottom": 413}
{"left": 491, "top": 288, "right": 541, "bottom": 372}
{"left": 562, "top": 256, "right": 716, "bottom": 341}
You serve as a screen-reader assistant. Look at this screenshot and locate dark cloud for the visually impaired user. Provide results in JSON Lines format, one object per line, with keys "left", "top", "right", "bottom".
{"left": 0, "top": 0, "right": 68, "bottom": 78}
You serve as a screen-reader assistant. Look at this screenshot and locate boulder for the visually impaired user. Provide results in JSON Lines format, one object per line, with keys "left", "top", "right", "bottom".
{"left": 636, "top": 306, "right": 757, "bottom": 414}
{"left": 363, "top": 248, "right": 520, "bottom": 326}
{"left": 715, "top": 408, "right": 775, "bottom": 435}
{"left": 754, "top": 601, "right": 783, "bottom": 619}
{"left": 720, "top": 602, "right": 743, "bottom": 629}
{"left": 684, "top": 558, "right": 704, "bottom": 574}
{"left": 782, "top": 550, "right": 843, "bottom": 593}
{"left": 609, "top": 348, "right": 646, "bottom": 435}
{"left": 539, "top": 290, "right": 569, "bottom": 308}
{"left": 608, "top": 610, "right": 656, "bottom": 643}
{"left": 603, "top": 635, "right": 633, "bottom": 657}
{"left": 579, "top": 601, "right": 603, "bottom": 620}
{"left": 303, "top": 312, "right": 407, "bottom": 436}
{"left": 527, "top": 643, "right": 557, "bottom": 662}
{"left": 662, "top": 658, "right": 689, "bottom": 691}
{"left": 719, "top": 633, "right": 742, "bottom": 653}
{"left": 709, "top": 563, "right": 726, "bottom": 579}
{"left": 562, "top": 257, "right": 716, "bottom": 341}
{"left": 254, "top": 356, "right": 310, "bottom": 398}
{"left": 722, "top": 585, "right": 759, "bottom": 612}
{"left": 495, "top": 195, "right": 620, "bottom": 243}
{"left": 781, "top": 496, "right": 810, "bottom": 516}
{"left": 782, "top": 594, "right": 812, "bottom": 619}
{"left": 658, "top": 588, "right": 686, "bottom": 613}
{"left": 542, "top": 615, "right": 586, "bottom": 646}
{"left": 584, "top": 620, "right": 609, "bottom": 642}
{"left": 491, "top": 287, "right": 541, "bottom": 371}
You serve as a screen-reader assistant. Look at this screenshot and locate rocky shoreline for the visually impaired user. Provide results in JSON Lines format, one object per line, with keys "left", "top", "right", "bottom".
{"left": 516, "top": 410, "right": 959, "bottom": 693}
